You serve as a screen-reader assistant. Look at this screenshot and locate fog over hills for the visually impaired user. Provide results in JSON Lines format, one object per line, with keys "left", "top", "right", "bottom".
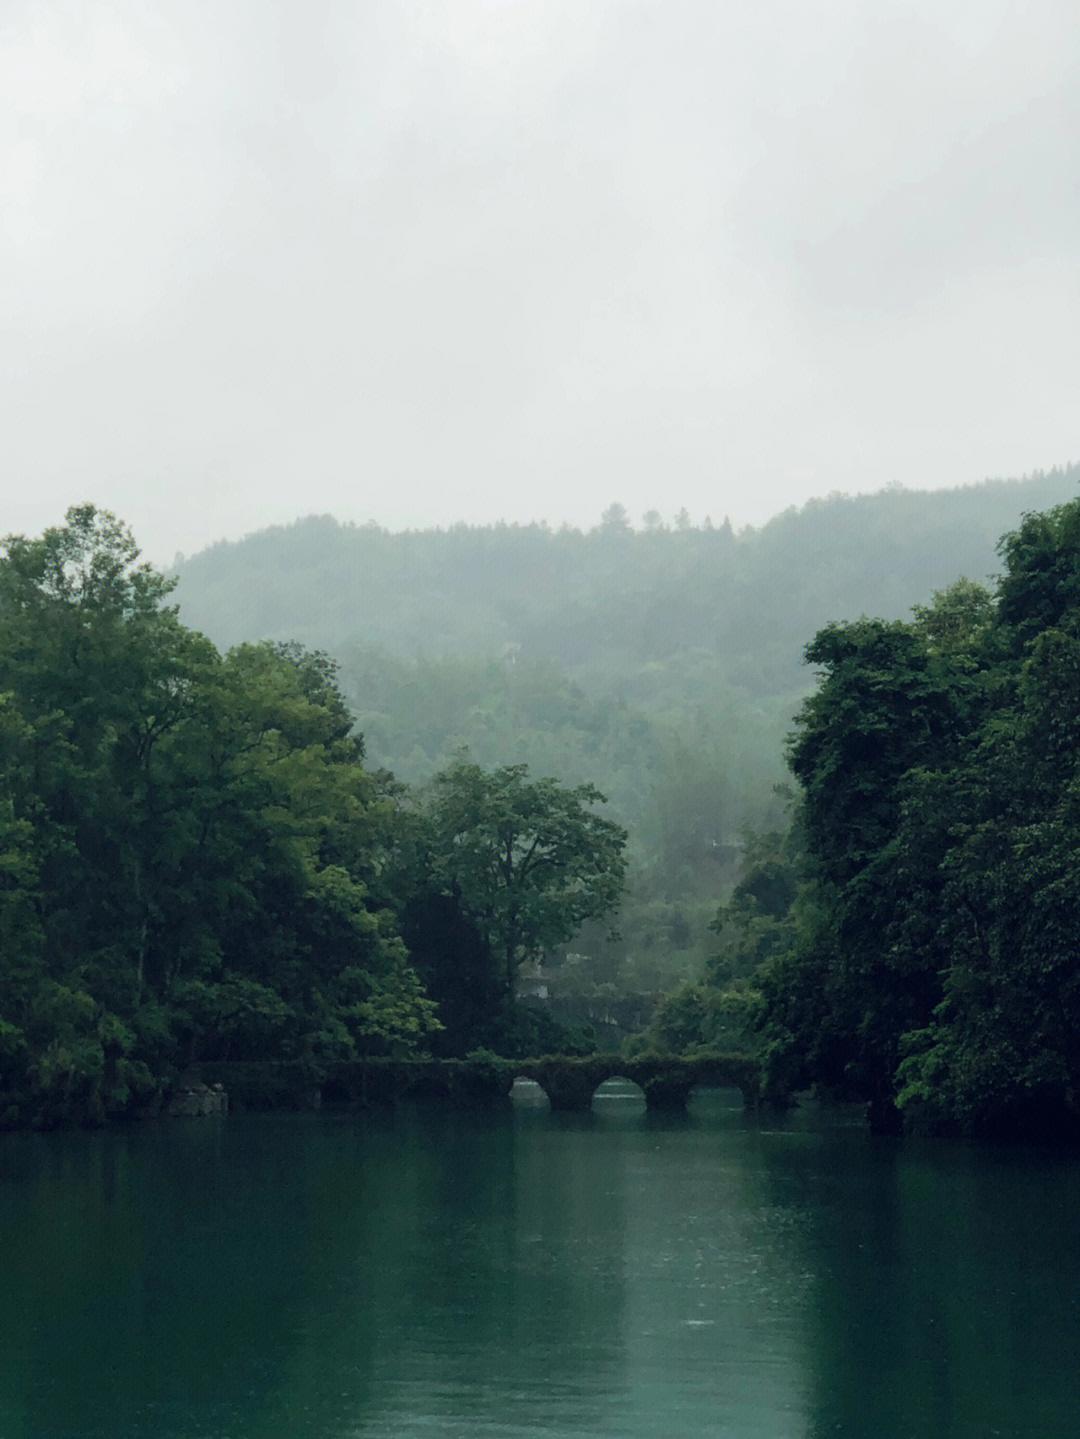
{"left": 173, "top": 468, "right": 1080, "bottom": 682}
{"left": 6, "top": 0, "right": 1080, "bottom": 1137}
{"left": 168, "top": 468, "right": 1079, "bottom": 984}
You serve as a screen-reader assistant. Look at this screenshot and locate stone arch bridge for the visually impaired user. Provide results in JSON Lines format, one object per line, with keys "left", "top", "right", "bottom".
{"left": 514, "top": 1054, "right": 761, "bottom": 1111}
{"left": 196, "top": 1053, "right": 768, "bottom": 1114}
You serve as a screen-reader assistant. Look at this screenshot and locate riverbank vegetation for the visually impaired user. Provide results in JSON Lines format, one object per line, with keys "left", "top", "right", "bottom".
{"left": 8, "top": 479, "right": 1080, "bottom": 1141}
{"left": 671, "top": 499, "right": 1080, "bottom": 1138}
{"left": 0, "top": 508, "right": 624, "bottom": 1126}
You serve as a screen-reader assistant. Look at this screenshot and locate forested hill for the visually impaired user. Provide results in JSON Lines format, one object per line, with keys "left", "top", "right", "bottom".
{"left": 171, "top": 467, "right": 1080, "bottom": 801}
{"left": 174, "top": 468, "right": 1078, "bottom": 697}
{"left": 171, "top": 468, "right": 1078, "bottom": 987}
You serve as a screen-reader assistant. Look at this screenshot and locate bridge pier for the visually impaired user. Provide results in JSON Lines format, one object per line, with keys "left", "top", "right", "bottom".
{"left": 530, "top": 1058, "right": 609, "bottom": 1111}
{"left": 640, "top": 1072, "right": 694, "bottom": 1111}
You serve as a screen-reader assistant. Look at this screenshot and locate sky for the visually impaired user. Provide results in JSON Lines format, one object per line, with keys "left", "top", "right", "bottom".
{"left": 2, "top": 0, "right": 1078, "bottom": 564}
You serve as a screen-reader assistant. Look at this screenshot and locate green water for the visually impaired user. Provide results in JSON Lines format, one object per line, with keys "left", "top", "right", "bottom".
{"left": 2, "top": 1088, "right": 1079, "bottom": 1439}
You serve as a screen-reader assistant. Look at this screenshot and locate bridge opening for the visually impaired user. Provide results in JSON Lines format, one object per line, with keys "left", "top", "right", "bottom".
{"left": 592, "top": 1076, "right": 646, "bottom": 1112}
{"left": 686, "top": 1083, "right": 747, "bottom": 1116}
{"left": 509, "top": 1077, "right": 549, "bottom": 1108}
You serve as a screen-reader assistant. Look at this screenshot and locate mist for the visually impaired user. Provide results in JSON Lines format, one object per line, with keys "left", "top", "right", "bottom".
{"left": 2, "top": 0, "right": 1078, "bottom": 562}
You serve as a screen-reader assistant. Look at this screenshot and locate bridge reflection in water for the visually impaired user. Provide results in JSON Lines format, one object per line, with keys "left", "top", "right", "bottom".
{"left": 511, "top": 1076, "right": 652, "bottom": 1110}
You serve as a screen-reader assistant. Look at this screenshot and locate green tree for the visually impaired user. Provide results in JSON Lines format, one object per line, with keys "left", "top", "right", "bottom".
{"left": 424, "top": 758, "right": 627, "bottom": 1007}
{"left": 760, "top": 511, "right": 1080, "bottom": 1132}
{"left": 895, "top": 535, "right": 1080, "bottom": 1135}
{"left": 774, "top": 605, "right": 986, "bottom": 1120}
{"left": 0, "top": 506, "right": 440, "bottom": 1124}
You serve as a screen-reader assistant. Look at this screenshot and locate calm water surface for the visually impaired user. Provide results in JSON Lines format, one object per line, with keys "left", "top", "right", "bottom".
{"left": 2, "top": 1084, "right": 1079, "bottom": 1439}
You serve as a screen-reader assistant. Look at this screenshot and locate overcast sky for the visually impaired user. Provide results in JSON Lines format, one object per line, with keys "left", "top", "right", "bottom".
{"left": 2, "top": 0, "right": 1078, "bottom": 562}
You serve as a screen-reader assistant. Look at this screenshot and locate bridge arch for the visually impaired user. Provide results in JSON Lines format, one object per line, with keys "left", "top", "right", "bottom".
{"left": 516, "top": 1055, "right": 762, "bottom": 1113}
{"left": 592, "top": 1075, "right": 647, "bottom": 1108}
{"left": 509, "top": 1075, "right": 550, "bottom": 1107}
{"left": 684, "top": 1080, "right": 751, "bottom": 1112}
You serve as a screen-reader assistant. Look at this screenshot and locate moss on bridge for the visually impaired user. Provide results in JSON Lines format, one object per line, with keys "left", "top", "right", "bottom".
{"left": 193, "top": 1052, "right": 767, "bottom": 1114}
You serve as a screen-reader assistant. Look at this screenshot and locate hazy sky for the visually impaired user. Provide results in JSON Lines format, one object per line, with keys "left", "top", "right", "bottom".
{"left": 2, "top": 0, "right": 1078, "bottom": 562}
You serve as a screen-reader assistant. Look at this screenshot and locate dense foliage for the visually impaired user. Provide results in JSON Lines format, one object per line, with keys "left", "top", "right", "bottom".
{"left": 422, "top": 759, "right": 626, "bottom": 996}
{"left": 745, "top": 501, "right": 1080, "bottom": 1137}
{"left": 171, "top": 467, "right": 1080, "bottom": 992}
{"left": 0, "top": 509, "right": 626, "bottom": 1126}
{"left": 12, "top": 481, "right": 1080, "bottom": 1139}
{"left": 389, "top": 758, "right": 627, "bottom": 1058}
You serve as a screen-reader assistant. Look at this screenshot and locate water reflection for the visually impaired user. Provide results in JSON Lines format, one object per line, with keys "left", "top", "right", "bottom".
{"left": 592, "top": 1076, "right": 647, "bottom": 1112}
{"left": 2, "top": 1103, "right": 1080, "bottom": 1437}
{"left": 791, "top": 1133, "right": 1080, "bottom": 1439}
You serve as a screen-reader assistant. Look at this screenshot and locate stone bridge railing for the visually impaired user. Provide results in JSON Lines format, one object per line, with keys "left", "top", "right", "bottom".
{"left": 196, "top": 1053, "right": 765, "bottom": 1114}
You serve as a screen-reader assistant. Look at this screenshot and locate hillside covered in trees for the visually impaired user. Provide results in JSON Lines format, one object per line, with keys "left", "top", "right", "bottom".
{"left": 172, "top": 470, "right": 1080, "bottom": 679}
{"left": 172, "top": 468, "right": 1080, "bottom": 989}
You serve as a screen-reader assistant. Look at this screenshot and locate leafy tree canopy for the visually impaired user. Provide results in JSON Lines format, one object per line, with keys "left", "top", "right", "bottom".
{"left": 0, "top": 507, "right": 440, "bottom": 1126}
{"left": 754, "top": 500, "right": 1080, "bottom": 1136}
{"left": 423, "top": 757, "right": 627, "bottom": 998}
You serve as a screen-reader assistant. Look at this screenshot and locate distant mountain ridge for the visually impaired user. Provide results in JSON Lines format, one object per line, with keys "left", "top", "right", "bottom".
{"left": 173, "top": 467, "right": 1079, "bottom": 682}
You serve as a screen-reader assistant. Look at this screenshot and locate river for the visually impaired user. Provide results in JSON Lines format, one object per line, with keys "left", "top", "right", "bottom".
{"left": 2, "top": 1083, "right": 1078, "bottom": 1439}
